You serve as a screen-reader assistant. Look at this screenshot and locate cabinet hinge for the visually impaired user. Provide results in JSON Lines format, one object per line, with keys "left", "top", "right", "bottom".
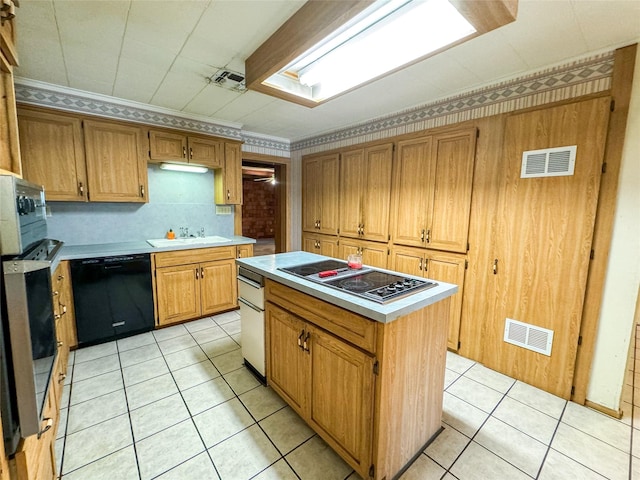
{"left": 578, "top": 335, "right": 582, "bottom": 346}
{"left": 602, "top": 163, "right": 607, "bottom": 174}
{"left": 458, "top": 341, "right": 461, "bottom": 350}
{"left": 337, "top": 229, "right": 340, "bottom": 235}
{"left": 476, "top": 129, "right": 480, "bottom": 138}
{"left": 388, "top": 234, "right": 391, "bottom": 241}
{"left": 464, "top": 260, "right": 468, "bottom": 270}
{"left": 369, "top": 464, "right": 375, "bottom": 478}
{"left": 590, "top": 249, "right": 595, "bottom": 260}
{"left": 387, "top": 248, "right": 390, "bottom": 255}
{"left": 373, "top": 361, "right": 379, "bottom": 375}
{"left": 571, "top": 385, "right": 575, "bottom": 396}
{"left": 467, "top": 242, "right": 470, "bottom": 252}
{"left": 610, "top": 99, "right": 615, "bottom": 112}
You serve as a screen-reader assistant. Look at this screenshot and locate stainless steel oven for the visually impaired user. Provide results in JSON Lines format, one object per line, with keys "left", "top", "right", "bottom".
{"left": 0, "top": 175, "right": 63, "bottom": 455}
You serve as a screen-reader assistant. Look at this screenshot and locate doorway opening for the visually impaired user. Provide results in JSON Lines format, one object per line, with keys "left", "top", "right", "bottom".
{"left": 237, "top": 154, "right": 289, "bottom": 256}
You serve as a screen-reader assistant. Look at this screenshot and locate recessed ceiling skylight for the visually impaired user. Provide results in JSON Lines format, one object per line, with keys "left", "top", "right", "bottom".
{"left": 245, "top": 0, "right": 518, "bottom": 107}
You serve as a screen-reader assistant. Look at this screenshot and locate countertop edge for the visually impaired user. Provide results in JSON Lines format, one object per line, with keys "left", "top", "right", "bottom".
{"left": 59, "top": 236, "right": 256, "bottom": 260}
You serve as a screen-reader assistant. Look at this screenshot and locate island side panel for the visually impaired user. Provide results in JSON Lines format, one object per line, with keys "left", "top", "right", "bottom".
{"left": 373, "top": 296, "right": 451, "bottom": 480}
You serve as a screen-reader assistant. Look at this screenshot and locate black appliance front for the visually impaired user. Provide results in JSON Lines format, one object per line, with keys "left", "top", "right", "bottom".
{"left": 71, "top": 254, "right": 155, "bottom": 346}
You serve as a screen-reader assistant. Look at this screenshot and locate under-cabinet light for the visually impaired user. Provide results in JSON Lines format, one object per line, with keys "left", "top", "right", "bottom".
{"left": 262, "top": 0, "right": 476, "bottom": 103}
{"left": 159, "top": 163, "right": 208, "bottom": 174}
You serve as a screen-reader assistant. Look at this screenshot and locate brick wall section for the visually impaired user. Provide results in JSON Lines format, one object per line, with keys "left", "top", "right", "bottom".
{"left": 242, "top": 178, "right": 275, "bottom": 239}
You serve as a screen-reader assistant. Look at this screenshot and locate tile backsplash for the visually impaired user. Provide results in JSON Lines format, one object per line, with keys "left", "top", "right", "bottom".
{"left": 46, "top": 165, "right": 235, "bottom": 245}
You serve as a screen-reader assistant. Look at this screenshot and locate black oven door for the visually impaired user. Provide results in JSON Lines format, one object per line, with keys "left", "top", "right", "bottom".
{"left": 2, "top": 259, "right": 58, "bottom": 439}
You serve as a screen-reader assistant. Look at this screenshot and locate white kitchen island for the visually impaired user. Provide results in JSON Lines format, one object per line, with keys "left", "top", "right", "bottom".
{"left": 237, "top": 252, "right": 457, "bottom": 480}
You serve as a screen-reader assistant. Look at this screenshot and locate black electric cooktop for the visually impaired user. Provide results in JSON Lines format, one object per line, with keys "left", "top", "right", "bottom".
{"left": 279, "top": 260, "right": 437, "bottom": 304}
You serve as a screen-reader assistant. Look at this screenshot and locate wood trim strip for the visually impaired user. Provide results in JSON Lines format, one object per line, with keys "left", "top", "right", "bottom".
{"left": 572, "top": 44, "right": 638, "bottom": 404}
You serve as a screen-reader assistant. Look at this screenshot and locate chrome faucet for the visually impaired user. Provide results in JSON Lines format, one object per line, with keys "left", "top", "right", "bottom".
{"left": 180, "top": 226, "right": 189, "bottom": 238}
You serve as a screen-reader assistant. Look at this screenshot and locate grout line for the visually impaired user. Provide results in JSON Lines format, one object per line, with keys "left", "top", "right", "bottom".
{"left": 534, "top": 401, "right": 567, "bottom": 479}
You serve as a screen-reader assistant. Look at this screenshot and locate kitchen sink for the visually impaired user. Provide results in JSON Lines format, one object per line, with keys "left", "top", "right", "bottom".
{"left": 147, "top": 236, "right": 231, "bottom": 248}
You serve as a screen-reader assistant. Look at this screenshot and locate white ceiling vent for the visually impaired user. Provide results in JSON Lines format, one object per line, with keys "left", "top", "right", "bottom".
{"left": 207, "top": 69, "right": 247, "bottom": 93}
{"left": 521, "top": 145, "right": 576, "bottom": 178}
{"left": 504, "top": 318, "right": 554, "bottom": 356}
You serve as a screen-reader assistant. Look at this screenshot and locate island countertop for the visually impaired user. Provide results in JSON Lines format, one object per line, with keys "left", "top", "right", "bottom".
{"left": 236, "top": 251, "right": 457, "bottom": 323}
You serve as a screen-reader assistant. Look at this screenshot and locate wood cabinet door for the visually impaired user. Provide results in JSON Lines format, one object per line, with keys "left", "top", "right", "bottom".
{"left": 149, "top": 130, "right": 187, "bottom": 161}
{"left": 307, "top": 325, "right": 374, "bottom": 477}
{"left": 266, "top": 303, "right": 307, "bottom": 415}
{"left": 487, "top": 97, "right": 611, "bottom": 399}
{"left": 215, "top": 143, "right": 242, "bottom": 205}
{"left": 426, "top": 252, "right": 466, "bottom": 351}
{"left": 156, "top": 264, "right": 201, "bottom": 326}
{"left": 236, "top": 244, "right": 253, "bottom": 259}
{"left": 0, "top": 57, "right": 20, "bottom": 176}
{"left": 338, "top": 238, "right": 360, "bottom": 260}
{"left": 83, "top": 120, "right": 148, "bottom": 202}
{"left": 302, "top": 157, "right": 320, "bottom": 232}
{"left": 318, "top": 154, "right": 340, "bottom": 235}
{"left": 302, "top": 233, "right": 319, "bottom": 253}
{"left": 319, "top": 235, "right": 339, "bottom": 258}
{"left": 391, "top": 136, "right": 434, "bottom": 247}
{"left": 188, "top": 137, "right": 223, "bottom": 168}
{"left": 362, "top": 143, "right": 393, "bottom": 242}
{"left": 339, "top": 148, "right": 365, "bottom": 239}
{"left": 200, "top": 259, "right": 237, "bottom": 315}
{"left": 18, "top": 108, "right": 87, "bottom": 201}
{"left": 428, "top": 129, "right": 477, "bottom": 253}
{"left": 362, "top": 243, "right": 387, "bottom": 269}
{"left": 390, "top": 247, "right": 425, "bottom": 277}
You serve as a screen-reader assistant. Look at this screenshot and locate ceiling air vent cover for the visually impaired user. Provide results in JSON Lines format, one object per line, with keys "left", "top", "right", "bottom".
{"left": 207, "top": 68, "right": 247, "bottom": 93}
{"left": 521, "top": 145, "right": 576, "bottom": 178}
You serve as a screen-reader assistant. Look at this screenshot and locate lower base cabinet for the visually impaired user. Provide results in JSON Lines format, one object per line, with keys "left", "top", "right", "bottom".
{"left": 265, "top": 279, "right": 451, "bottom": 480}
{"left": 153, "top": 246, "right": 238, "bottom": 326}
{"left": 338, "top": 238, "right": 388, "bottom": 269}
{"left": 390, "top": 246, "right": 466, "bottom": 350}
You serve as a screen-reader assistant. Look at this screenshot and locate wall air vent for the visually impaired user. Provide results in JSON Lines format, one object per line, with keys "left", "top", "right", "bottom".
{"left": 207, "top": 69, "right": 247, "bottom": 93}
{"left": 504, "top": 318, "right": 554, "bottom": 356}
{"left": 521, "top": 145, "right": 576, "bottom": 178}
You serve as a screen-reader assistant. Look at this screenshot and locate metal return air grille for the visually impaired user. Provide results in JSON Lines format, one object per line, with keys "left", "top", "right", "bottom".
{"left": 520, "top": 145, "right": 577, "bottom": 178}
{"left": 504, "top": 318, "right": 554, "bottom": 356}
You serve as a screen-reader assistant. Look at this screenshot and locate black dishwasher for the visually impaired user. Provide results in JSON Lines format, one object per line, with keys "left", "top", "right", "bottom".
{"left": 71, "top": 254, "right": 155, "bottom": 347}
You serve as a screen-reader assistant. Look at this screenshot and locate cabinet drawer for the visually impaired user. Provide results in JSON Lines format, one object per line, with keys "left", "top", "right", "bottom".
{"left": 265, "top": 280, "right": 377, "bottom": 353}
{"left": 154, "top": 246, "right": 236, "bottom": 267}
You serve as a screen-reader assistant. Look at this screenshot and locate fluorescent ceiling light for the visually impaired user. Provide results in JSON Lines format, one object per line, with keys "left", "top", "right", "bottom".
{"left": 262, "top": 0, "right": 476, "bottom": 103}
{"left": 159, "top": 163, "right": 208, "bottom": 174}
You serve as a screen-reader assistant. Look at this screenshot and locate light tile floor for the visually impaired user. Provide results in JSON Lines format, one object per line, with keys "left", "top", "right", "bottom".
{"left": 56, "top": 312, "right": 638, "bottom": 479}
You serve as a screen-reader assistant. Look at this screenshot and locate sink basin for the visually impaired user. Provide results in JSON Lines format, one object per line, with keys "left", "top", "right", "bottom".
{"left": 147, "top": 236, "right": 231, "bottom": 248}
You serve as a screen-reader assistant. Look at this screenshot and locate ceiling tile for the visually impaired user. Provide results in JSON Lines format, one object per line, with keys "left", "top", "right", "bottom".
{"left": 183, "top": 85, "right": 241, "bottom": 117}
{"left": 570, "top": 0, "right": 640, "bottom": 50}
{"left": 404, "top": 55, "right": 482, "bottom": 98}
{"left": 113, "top": 58, "right": 169, "bottom": 104}
{"left": 499, "top": 0, "right": 588, "bottom": 69}
{"left": 15, "top": 26, "right": 68, "bottom": 85}
{"left": 179, "top": 32, "right": 236, "bottom": 69}
{"left": 124, "top": 0, "right": 208, "bottom": 56}
{"left": 119, "top": 37, "right": 178, "bottom": 72}
{"left": 150, "top": 57, "right": 211, "bottom": 110}
{"left": 54, "top": 0, "right": 128, "bottom": 54}
{"left": 212, "top": 91, "right": 277, "bottom": 123}
{"left": 62, "top": 44, "right": 119, "bottom": 92}
{"left": 16, "top": 0, "right": 59, "bottom": 37}
{"left": 68, "top": 74, "right": 115, "bottom": 96}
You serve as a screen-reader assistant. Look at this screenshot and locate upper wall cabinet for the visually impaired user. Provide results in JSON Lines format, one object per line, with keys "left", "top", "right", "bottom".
{"left": 339, "top": 143, "right": 393, "bottom": 242}
{"left": 302, "top": 153, "right": 339, "bottom": 235}
{"left": 0, "top": 53, "right": 20, "bottom": 176}
{"left": 18, "top": 108, "right": 87, "bottom": 200}
{"left": 83, "top": 120, "right": 148, "bottom": 203}
{"left": 18, "top": 108, "right": 149, "bottom": 203}
{"left": 149, "top": 130, "right": 223, "bottom": 168}
{"left": 391, "top": 128, "right": 477, "bottom": 253}
{"left": 214, "top": 142, "right": 242, "bottom": 205}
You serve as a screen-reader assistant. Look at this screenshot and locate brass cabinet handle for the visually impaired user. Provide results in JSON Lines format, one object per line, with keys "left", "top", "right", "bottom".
{"left": 57, "top": 274, "right": 64, "bottom": 280}
{"left": 140, "top": 185, "right": 145, "bottom": 198}
{"left": 424, "top": 258, "right": 429, "bottom": 272}
{"left": 419, "top": 259, "right": 423, "bottom": 271}
{"left": 57, "top": 341, "right": 63, "bottom": 347}
{"left": 58, "top": 373, "right": 66, "bottom": 384}
{"left": 303, "top": 332, "right": 310, "bottom": 353}
{"left": 189, "top": 147, "right": 193, "bottom": 159}
{"left": 52, "top": 290, "right": 59, "bottom": 297}
{"left": 54, "top": 314, "right": 61, "bottom": 320}
{"left": 425, "top": 229, "right": 431, "bottom": 243}
{"left": 420, "top": 229, "right": 425, "bottom": 242}
{"left": 61, "top": 304, "right": 67, "bottom": 314}
{"left": 200, "top": 267, "right": 204, "bottom": 278}
{"left": 195, "top": 267, "right": 199, "bottom": 280}
{"left": 182, "top": 146, "right": 187, "bottom": 158}
{"left": 493, "top": 259, "right": 498, "bottom": 275}
{"left": 298, "top": 330, "right": 305, "bottom": 349}
{"left": 78, "top": 182, "right": 84, "bottom": 196}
